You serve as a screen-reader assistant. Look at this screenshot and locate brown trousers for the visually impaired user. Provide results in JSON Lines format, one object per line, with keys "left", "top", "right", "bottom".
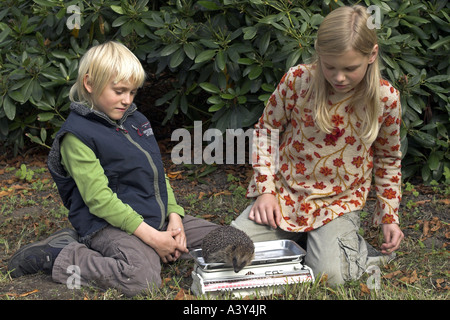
{"left": 52, "top": 215, "right": 218, "bottom": 296}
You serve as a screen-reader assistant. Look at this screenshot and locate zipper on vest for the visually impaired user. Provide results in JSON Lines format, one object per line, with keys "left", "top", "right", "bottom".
{"left": 120, "top": 131, "right": 166, "bottom": 229}
{"left": 116, "top": 125, "right": 128, "bottom": 134}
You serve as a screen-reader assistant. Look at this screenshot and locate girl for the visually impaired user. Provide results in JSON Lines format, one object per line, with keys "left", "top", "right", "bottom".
{"left": 8, "top": 41, "right": 218, "bottom": 296}
{"left": 232, "top": 5, "right": 404, "bottom": 285}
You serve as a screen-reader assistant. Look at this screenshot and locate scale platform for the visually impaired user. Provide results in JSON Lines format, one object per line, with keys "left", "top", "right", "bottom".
{"left": 190, "top": 240, "right": 314, "bottom": 297}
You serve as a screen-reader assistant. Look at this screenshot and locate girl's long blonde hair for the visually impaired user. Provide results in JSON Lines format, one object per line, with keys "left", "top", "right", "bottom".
{"left": 70, "top": 41, "right": 145, "bottom": 108}
{"left": 309, "top": 5, "right": 382, "bottom": 144}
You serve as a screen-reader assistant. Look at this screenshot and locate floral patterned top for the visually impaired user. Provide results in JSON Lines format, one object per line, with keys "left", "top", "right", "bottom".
{"left": 247, "top": 64, "right": 402, "bottom": 232}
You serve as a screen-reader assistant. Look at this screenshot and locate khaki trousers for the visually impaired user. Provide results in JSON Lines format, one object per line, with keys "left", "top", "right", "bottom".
{"left": 52, "top": 215, "right": 218, "bottom": 296}
{"left": 232, "top": 204, "right": 393, "bottom": 285}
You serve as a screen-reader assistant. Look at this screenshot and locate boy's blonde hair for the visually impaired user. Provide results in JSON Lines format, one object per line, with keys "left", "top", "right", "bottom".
{"left": 309, "top": 5, "right": 382, "bottom": 143}
{"left": 70, "top": 41, "right": 146, "bottom": 107}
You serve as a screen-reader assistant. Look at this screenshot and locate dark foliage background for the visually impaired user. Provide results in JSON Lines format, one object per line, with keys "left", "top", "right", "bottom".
{"left": 0, "top": 0, "right": 449, "bottom": 183}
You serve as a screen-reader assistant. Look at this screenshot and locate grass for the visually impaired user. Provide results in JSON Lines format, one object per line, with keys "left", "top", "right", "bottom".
{"left": 0, "top": 162, "right": 448, "bottom": 300}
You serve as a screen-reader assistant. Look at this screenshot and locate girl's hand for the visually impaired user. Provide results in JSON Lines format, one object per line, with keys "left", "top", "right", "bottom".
{"left": 380, "top": 223, "right": 404, "bottom": 254}
{"left": 249, "top": 193, "right": 282, "bottom": 229}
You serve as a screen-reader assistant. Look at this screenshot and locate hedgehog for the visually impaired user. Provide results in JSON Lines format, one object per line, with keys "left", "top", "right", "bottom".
{"left": 201, "top": 226, "right": 255, "bottom": 273}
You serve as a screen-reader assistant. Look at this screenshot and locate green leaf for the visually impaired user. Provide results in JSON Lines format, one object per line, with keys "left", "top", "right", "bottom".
{"left": 195, "top": 50, "right": 216, "bottom": 63}
{"left": 199, "top": 82, "right": 220, "bottom": 94}
{"left": 169, "top": 48, "right": 185, "bottom": 68}
{"left": 412, "top": 131, "right": 436, "bottom": 148}
{"left": 112, "top": 16, "right": 129, "bottom": 27}
{"left": 216, "top": 50, "right": 226, "bottom": 71}
{"left": 183, "top": 43, "right": 196, "bottom": 60}
{"left": 426, "top": 74, "right": 450, "bottom": 83}
{"left": 427, "top": 152, "right": 441, "bottom": 171}
{"left": 198, "top": 1, "right": 220, "bottom": 10}
{"left": 208, "top": 103, "right": 225, "bottom": 112}
{"left": 40, "top": 127, "right": 47, "bottom": 143}
{"left": 2, "top": 95, "right": 16, "bottom": 120}
{"left": 248, "top": 65, "right": 262, "bottom": 80}
{"left": 110, "top": 5, "right": 124, "bottom": 14}
{"left": 237, "top": 58, "right": 254, "bottom": 65}
{"left": 160, "top": 43, "right": 181, "bottom": 56}
{"left": 429, "top": 36, "right": 450, "bottom": 50}
{"left": 37, "top": 112, "right": 55, "bottom": 122}
{"left": 243, "top": 26, "right": 257, "bottom": 40}
{"left": 259, "top": 31, "right": 271, "bottom": 55}
{"left": 0, "top": 28, "right": 10, "bottom": 43}
{"left": 33, "top": 0, "right": 56, "bottom": 6}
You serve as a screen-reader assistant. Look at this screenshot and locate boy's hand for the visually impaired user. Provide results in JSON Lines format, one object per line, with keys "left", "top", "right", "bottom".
{"left": 249, "top": 193, "right": 282, "bottom": 229}
{"left": 133, "top": 221, "right": 188, "bottom": 263}
{"left": 167, "top": 212, "right": 187, "bottom": 260}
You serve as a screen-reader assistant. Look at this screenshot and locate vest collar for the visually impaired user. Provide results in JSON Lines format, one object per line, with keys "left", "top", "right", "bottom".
{"left": 70, "top": 102, "right": 137, "bottom": 127}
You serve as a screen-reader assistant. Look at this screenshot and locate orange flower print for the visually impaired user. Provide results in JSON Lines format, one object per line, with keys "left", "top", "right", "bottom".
{"left": 312, "top": 181, "right": 326, "bottom": 190}
{"left": 375, "top": 168, "right": 387, "bottom": 178}
{"left": 293, "top": 67, "right": 304, "bottom": 78}
{"left": 296, "top": 162, "right": 307, "bottom": 174}
{"left": 381, "top": 214, "right": 395, "bottom": 224}
{"left": 352, "top": 156, "right": 364, "bottom": 168}
{"left": 331, "top": 114, "right": 344, "bottom": 127}
{"left": 376, "top": 137, "right": 388, "bottom": 145}
{"left": 272, "top": 119, "right": 282, "bottom": 127}
{"left": 319, "top": 166, "right": 332, "bottom": 176}
{"left": 256, "top": 174, "right": 267, "bottom": 183}
{"left": 333, "top": 158, "right": 345, "bottom": 167}
{"left": 269, "top": 94, "right": 277, "bottom": 107}
{"left": 300, "top": 202, "right": 312, "bottom": 213}
{"left": 296, "top": 216, "right": 309, "bottom": 226}
{"left": 284, "top": 194, "right": 295, "bottom": 207}
{"left": 281, "top": 163, "right": 289, "bottom": 173}
{"left": 292, "top": 140, "right": 304, "bottom": 153}
{"left": 333, "top": 185, "right": 343, "bottom": 194}
{"left": 384, "top": 115, "right": 396, "bottom": 126}
{"left": 345, "top": 136, "right": 356, "bottom": 145}
{"left": 303, "top": 115, "right": 314, "bottom": 127}
{"left": 382, "top": 188, "right": 397, "bottom": 199}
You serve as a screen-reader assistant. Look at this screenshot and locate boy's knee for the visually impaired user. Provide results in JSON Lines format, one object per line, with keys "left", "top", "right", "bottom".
{"left": 119, "top": 264, "right": 162, "bottom": 297}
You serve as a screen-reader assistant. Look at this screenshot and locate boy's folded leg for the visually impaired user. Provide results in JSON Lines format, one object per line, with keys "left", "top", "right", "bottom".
{"left": 52, "top": 226, "right": 163, "bottom": 297}
{"left": 7, "top": 228, "right": 78, "bottom": 278}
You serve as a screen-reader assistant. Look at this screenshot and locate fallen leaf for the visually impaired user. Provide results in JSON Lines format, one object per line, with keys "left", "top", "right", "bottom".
{"left": 421, "top": 220, "right": 430, "bottom": 239}
{"left": 409, "top": 270, "right": 419, "bottom": 284}
{"left": 436, "top": 278, "right": 445, "bottom": 288}
{"left": 4, "top": 289, "right": 39, "bottom": 298}
{"left": 360, "top": 282, "right": 371, "bottom": 295}
{"left": 0, "top": 190, "right": 13, "bottom": 198}
{"left": 174, "top": 289, "right": 194, "bottom": 300}
{"left": 161, "top": 277, "right": 172, "bottom": 287}
{"left": 383, "top": 270, "right": 402, "bottom": 279}
{"left": 167, "top": 170, "right": 184, "bottom": 179}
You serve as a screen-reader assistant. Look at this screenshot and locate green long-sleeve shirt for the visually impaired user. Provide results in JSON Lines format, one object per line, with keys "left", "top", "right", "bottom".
{"left": 60, "top": 132, "right": 184, "bottom": 235}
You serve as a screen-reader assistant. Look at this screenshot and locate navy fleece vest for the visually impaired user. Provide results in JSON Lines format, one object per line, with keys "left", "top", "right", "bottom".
{"left": 48, "top": 103, "right": 168, "bottom": 240}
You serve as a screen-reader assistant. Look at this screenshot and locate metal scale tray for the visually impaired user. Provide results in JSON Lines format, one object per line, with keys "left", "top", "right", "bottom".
{"left": 190, "top": 239, "right": 307, "bottom": 271}
{"left": 190, "top": 240, "right": 313, "bottom": 297}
